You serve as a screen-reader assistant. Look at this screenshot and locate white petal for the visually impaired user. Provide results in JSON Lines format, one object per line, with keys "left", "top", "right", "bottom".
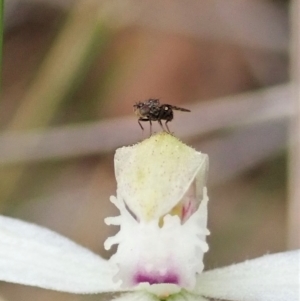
{"left": 0, "top": 215, "right": 119, "bottom": 293}
{"left": 195, "top": 250, "right": 300, "bottom": 301}
{"left": 114, "top": 132, "right": 208, "bottom": 221}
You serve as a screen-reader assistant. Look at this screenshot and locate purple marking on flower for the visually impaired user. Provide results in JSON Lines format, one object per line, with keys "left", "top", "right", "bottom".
{"left": 134, "top": 272, "right": 179, "bottom": 285}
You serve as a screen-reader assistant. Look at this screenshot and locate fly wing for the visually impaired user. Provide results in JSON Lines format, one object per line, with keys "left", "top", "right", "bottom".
{"left": 171, "top": 105, "right": 191, "bottom": 112}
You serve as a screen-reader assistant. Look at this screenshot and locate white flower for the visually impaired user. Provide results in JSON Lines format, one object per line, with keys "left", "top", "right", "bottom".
{"left": 0, "top": 133, "right": 299, "bottom": 301}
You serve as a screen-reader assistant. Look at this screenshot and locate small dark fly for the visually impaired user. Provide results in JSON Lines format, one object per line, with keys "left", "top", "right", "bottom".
{"left": 133, "top": 99, "right": 190, "bottom": 134}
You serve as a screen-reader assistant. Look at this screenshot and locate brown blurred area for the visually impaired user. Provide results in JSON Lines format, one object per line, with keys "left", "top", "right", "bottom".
{"left": 0, "top": 0, "right": 295, "bottom": 300}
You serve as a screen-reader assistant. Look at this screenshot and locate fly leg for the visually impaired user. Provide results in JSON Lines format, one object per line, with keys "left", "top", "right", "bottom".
{"left": 149, "top": 119, "right": 153, "bottom": 135}
{"left": 138, "top": 119, "right": 144, "bottom": 131}
{"left": 165, "top": 120, "right": 171, "bottom": 133}
{"left": 138, "top": 117, "right": 153, "bottom": 136}
{"left": 158, "top": 119, "right": 166, "bottom": 132}
{"left": 158, "top": 105, "right": 173, "bottom": 133}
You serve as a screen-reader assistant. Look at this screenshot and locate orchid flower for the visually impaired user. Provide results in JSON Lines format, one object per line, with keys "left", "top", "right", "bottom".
{"left": 0, "top": 133, "right": 299, "bottom": 301}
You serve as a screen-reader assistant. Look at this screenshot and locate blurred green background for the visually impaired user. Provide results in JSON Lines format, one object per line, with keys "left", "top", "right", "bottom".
{"left": 0, "top": 0, "right": 297, "bottom": 300}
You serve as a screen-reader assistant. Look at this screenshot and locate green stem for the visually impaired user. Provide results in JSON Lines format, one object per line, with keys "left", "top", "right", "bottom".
{"left": 0, "top": 0, "right": 3, "bottom": 92}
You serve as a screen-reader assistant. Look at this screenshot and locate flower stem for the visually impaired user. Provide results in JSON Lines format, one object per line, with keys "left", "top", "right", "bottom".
{"left": 0, "top": 0, "right": 3, "bottom": 92}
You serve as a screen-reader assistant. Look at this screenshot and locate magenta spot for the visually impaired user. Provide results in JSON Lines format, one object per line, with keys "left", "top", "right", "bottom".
{"left": 182, "top": 200, "right": 194, "bottom": 221}
{"left": 134, "top": 272, "right": 179, "bottom": 285}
